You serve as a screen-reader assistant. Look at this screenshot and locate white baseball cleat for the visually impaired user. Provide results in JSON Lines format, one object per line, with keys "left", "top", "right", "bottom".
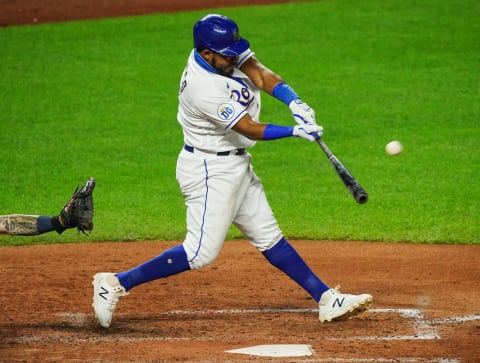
{"left": 92, "top": 272, "right": 128, "bottom": 328}
{"left": 318, "top": 286, "right": 373, "bottom": 323}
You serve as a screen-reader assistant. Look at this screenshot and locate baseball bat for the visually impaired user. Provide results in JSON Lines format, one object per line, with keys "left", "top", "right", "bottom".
{"left": 316, "top": 138, "right": 368, "bottom": 204}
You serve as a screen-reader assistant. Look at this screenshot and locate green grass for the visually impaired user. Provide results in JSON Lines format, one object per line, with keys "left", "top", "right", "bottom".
{"left": 0, "top": 0, "right": 478, "bottom": 245}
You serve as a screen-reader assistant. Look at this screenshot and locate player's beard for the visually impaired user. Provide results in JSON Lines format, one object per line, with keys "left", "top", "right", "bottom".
{"left": 212, "top": 58, "right": 236, "bottom": 77}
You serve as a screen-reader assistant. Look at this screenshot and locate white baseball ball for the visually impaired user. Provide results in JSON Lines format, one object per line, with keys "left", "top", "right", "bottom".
{"left": 385, "top": 140, "right": 403, "bottom": 155}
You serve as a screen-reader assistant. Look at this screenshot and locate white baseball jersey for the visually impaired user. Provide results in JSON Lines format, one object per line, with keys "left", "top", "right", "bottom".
{"left": 177, "top": 48, "right": 260, "bottom": 153}
{"left": 176, "top": 48, "right": 283, "bottom": 270}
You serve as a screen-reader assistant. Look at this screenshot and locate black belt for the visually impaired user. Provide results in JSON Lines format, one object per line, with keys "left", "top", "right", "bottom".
{"left": 184, "top": 145, "right": 246, "bottom": 156}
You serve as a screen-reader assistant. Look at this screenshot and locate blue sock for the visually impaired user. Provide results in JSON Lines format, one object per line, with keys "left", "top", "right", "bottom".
{"left": 263, "top": 237, "right": 329, "bottom": 302}
{"left": 116, "top": 244, "right": 190, "bottom": 291}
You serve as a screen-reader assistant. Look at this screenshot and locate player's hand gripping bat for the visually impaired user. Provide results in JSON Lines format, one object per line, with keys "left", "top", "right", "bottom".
{"left": 316, "top": 138, "right": 368, "bottom": 204}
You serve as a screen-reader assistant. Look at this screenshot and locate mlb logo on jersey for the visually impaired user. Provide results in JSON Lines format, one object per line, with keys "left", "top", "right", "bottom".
{"left": 217, "top": 103, "right": 236, "bottom": 120}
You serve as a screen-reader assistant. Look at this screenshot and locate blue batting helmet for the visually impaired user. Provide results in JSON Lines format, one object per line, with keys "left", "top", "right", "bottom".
{"left": 193, "top": 14, "right": 250, "bottom": 56}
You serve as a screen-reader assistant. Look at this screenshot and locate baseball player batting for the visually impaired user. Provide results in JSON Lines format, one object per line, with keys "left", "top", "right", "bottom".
{"left": 92, "top": 14, "right": 372, "bottom": 328}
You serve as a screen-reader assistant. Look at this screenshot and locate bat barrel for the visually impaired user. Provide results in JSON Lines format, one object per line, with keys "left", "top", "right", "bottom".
{"left": 317, "top": 138, "right": 369, "bottom": 204}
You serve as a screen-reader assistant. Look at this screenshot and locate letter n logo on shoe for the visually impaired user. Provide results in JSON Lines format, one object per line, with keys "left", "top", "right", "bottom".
{"left": 99, "top": 287, "right": 109, "bottom": 300}
{"left": 333, "top": 297, "right": 345, "bottom": 308}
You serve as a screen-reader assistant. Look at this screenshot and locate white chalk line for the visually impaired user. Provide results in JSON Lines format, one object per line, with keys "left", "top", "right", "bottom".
{"left": 429, "top": 314, "right": 480, "bottom": 325}
{"left": 7, "top": 308, "right": 479, "bottom": 345}
{"left": 336, "top": 308, "right": 441, "bottom": 341}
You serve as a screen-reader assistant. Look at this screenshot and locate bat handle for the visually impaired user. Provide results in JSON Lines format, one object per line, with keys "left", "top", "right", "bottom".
{"left": 316, "top": 138, "right": 332, "bottom": 158}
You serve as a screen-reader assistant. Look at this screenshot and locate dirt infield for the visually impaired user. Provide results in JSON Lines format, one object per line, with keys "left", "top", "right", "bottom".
{"left": 1, "top": 241, "right": 479, "bottom": 362}
{"left": 1, "top": 1, "right": 479, "bottom": 362}
{"left": 0, "top": 0, "right": 311, "bottom": 27}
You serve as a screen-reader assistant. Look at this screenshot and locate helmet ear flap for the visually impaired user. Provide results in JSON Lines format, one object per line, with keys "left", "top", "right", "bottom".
{"left": 193, "top": 14, "right": 250, "bottom": 56}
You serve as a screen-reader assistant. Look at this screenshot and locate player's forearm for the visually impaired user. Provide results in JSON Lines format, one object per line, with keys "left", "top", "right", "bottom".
{"left": 233, "top": 111, "right": 320, "bottom": 141}
{"left": 234, "top": 123, "right": 294, "bottom": 141}
{"left": 233, "top": 114, "right": 293, "bottom": 140}
{"left": 233, "top": 117, "right": 267, "bottom": 140}
{"left": 233, "top": 120, "right": 319, "bottom": 142}
{"left": 233, "top": 124, "right": 293, "bottom": 141}
{"left": 261, "top": 71, "right": 284, "bottom": 95}
{"left": 262, "top": 124, "right": 294, "bottom": 140}
{"left": 264, "top": 124, "right": 323, "bottom": 142}
{"left": 0, "top": 214, "right": 64, "bottom": 235}
{"left": 272, "top": 82, "right": 300, "bottom": 105}
{"left": 0, "top": 215, "right": 41, "bottom": 235}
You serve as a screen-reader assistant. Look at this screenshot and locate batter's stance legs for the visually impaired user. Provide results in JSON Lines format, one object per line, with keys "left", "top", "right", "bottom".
{"left": 93, "top": 239, "right": 372, "bottom": 327}
{"left": 114, "top": 238, "right": 329, "bottom": 301}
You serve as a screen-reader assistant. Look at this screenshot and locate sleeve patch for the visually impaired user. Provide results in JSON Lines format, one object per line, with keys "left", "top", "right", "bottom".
{"left": 217, "top": 103, "right": 236, "bottom": 121}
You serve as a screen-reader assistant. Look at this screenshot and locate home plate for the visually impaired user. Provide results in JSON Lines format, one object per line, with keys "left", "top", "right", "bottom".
{"left": 226, "top": 344, "right": 313, "bottom": 357}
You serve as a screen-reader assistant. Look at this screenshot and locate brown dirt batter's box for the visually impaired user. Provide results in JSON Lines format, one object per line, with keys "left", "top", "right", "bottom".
{"left": 0, "top": 241, "right": 478, "bottom": 361}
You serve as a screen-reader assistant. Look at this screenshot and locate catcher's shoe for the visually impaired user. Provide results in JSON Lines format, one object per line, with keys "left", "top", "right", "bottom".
{"left": 318, "top": 286, "right": 373, "bottom": 323}
{"left": 57, "top": 177, "right": 96, "bottom": 235}
{"left": 92, "top": 273, "right": 128, "bottom": 328}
